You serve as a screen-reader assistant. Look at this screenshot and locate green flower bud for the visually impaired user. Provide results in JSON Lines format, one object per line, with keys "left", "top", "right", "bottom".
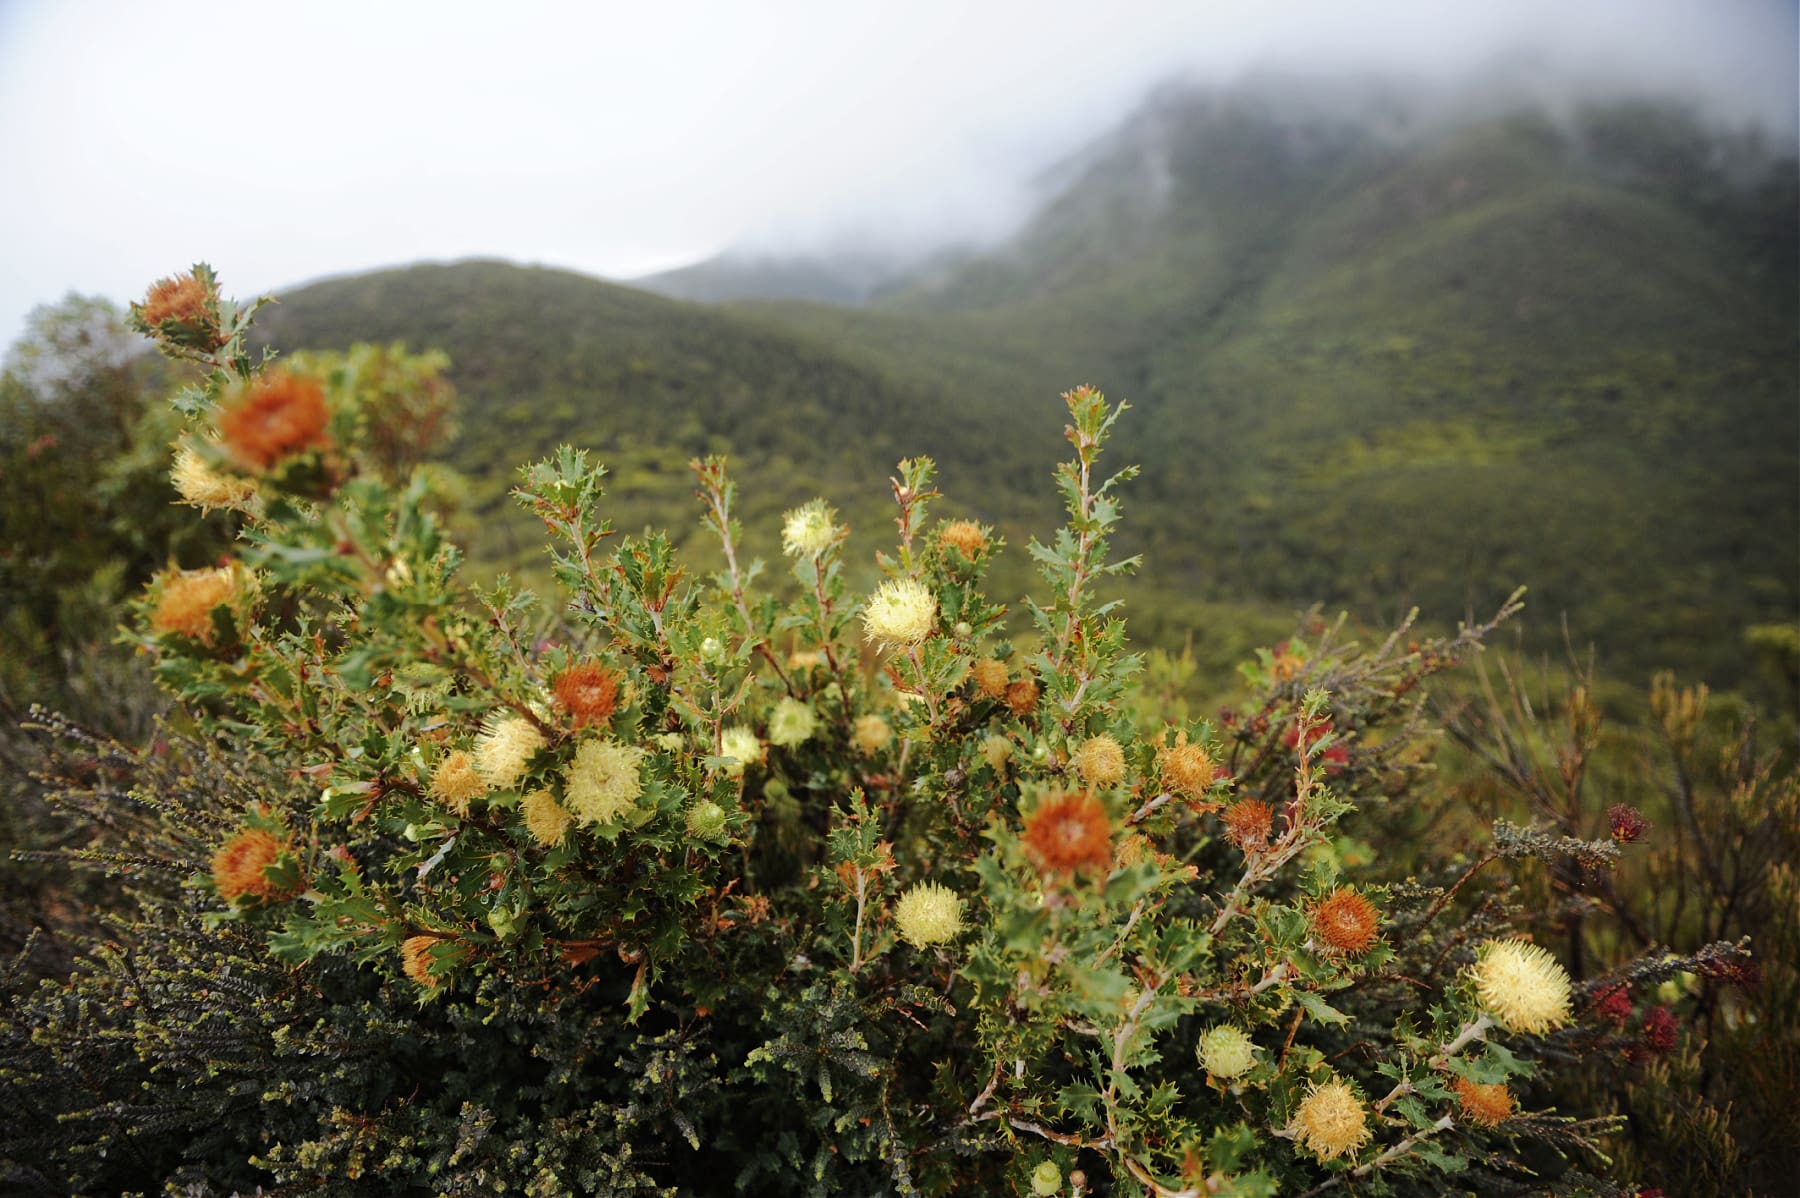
{"left": 1030, "top": 1159, "right": 1063, "bottom": 1196}
{"left": 686, "top": 800, "right": 729, "bottom": 843}
{"left": 1197, "top": 1024, "right": 1259, "bottom": 1079}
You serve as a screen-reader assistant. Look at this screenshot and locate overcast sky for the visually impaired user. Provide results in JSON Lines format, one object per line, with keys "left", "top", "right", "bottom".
{"left": 1, "top": 0, "right": 1793, "bottom": 353}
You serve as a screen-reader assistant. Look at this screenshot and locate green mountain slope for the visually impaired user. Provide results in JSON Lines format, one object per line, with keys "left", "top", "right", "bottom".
{"left": 255, "top": 86, "right": 1798, "bottom": 689}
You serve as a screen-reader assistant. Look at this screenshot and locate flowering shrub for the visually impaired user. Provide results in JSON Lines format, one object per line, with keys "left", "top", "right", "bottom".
{"left": 0, "top": 266, "right": 1756, "bottom": 1195}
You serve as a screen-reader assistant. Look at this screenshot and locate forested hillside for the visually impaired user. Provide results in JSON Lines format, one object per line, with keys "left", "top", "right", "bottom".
{"left": 258, "top": 84, "right": 1798, "bottom": 689}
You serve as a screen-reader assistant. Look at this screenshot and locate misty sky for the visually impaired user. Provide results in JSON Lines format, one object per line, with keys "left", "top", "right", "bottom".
{"left": 1, "top": 0, "right": 1794, "bottom": 354}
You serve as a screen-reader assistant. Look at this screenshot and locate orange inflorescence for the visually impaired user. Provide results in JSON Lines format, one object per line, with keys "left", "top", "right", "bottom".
{"left": 1005, "top": 678, "right": 1040, "bottom": 717}
{"left": 1158, "top": 731, "right": 1218, "bottom": 798}
{"left": 1071, "top": 734, "right": 1127, "bottom": 788}
{"left": 218, "top": 370, "right": 332, "bottom": 470}
{"left": 1022, "top": 790, "right": 1113, "bottom": 877}
{"left": 971, "top": 657, "right": 1009, "bottom": 699}
{"left": 1221, "top": 798, "right": 1274, "bottom": 852}
{"left": 401, "top": 935, "right": 449, "bottom": 988}
{"left": 211, "top": 828, "right": 291, "bottom": 901}
{"left": 149, "top": 567, "right": 237, "bottom": 644}
{"left": 552, "top": 662, "right": 621, "bottom": 729}
{"left": 939, "top": 520, "right": 987, "bottom": 558}
{"left": 1312, "top": 887, "right": 1381, "bottom": 954}
{"left": 140, "top": 272, "right": 212, "bottom": 329}
{"left": 1451, "top": 1077, "right": 1515, "bottom": 1127}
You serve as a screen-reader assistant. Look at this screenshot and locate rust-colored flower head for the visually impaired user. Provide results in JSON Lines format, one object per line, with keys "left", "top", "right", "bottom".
{"left": 1271, "top": 643, "right": 1306, "bottom": 683}
{"left": 211, "top": 827, "right": 294, "bottom": 902}
{"left": 217, "top": 370, "right": 332, "bottom": 471}
{"left": 149, "top": 565, "right": 239, "bottom": 645}
{"left": 1312, "top": 887, "right": 1380, "bottom": 955}
{"left": 1022, "top": 790, "right": 1113, "bottom": 878}
{"left": 971, "top": 657, "right": 1009, "bottom": 699}
{"left": 137, "top": 270, "right": 223, "bottom": 350}
{"left": 552, "top": 662, "right": 621, "bottom": 729}
{"left": 1221, "top": 798, "right": 1275, "bottom": 853}
{"left": 401, "top": 934, "right": 445, "bottom": 988}
{"left": 939, "top": 519, "right": 987, "bottom": 559}
{"left": 1451, "top": 1077, "right": 1515, "bottom": 1127}
{"left": 1608, "top": 804, "right": 1649, "bottom": 843}
{"left": 1158, "top": 731, "right": 1218, "bottom": 800}
{"left": 1071, "top": 735, "right": 1126, "bottom": 788}
{"left": 1004, "top": 678, "right": 1040, "bottom": 717}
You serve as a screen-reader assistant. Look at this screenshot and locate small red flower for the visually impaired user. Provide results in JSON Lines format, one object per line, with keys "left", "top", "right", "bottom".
{"left": 1594, "top": 984, "right": 1633, "bottom": 1026}
{"left": 1608, "top": 804, "right": 1649, "bottom": 843}
{"left": 1640, "top": 1006, "right": 1678, "bottom": 1055}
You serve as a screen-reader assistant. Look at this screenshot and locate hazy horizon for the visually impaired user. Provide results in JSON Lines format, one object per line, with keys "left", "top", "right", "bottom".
{"left": 3, "top": 0, "right": 1794, "bottom": 355}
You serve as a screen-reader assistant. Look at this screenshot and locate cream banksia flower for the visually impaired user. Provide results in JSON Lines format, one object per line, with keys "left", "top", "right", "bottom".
{"left": 1293, "top": 1077, "right": 1372, "bottom": 1160}
{"left": 519, "top": 789, "right": 573, "bottom": 846}
{"left": 780, "top": 499, "right": 839, "bottom": 558}
{"left": 1196, "top": 1025, "right": 1259, "bottom": 1079}
{"left": 474, "top": 716, "right": 545, "bottom": 790}
{"left": 171, "top": 444, "right": 258, "bottom": 514}
{"left": 430, "top": 749, "right": 488, "bottom": 816}
{"left": 1471, "top": 939, "right": 1573, "bottom": 1034}
{"left": 851, "top": 714, "right": 893, "bottom": 756}
{"left": 1071, "top": 734, "right": 1126, "bottom": 788}
{"left": 686, "top": 800, "right": 728, "bottom": 843}
{"left": 564, "top": 738, "right": 648, "bottom": 825}
{"left": 719, "top": 725, "right": 764, "bottom": 777}
{"left": 893, "top": 881, "right": 963, "bottom": 947}
{"left": 767, "top": 697, "right": 818, "bottom": 747}
{"left": 862, "top": 578, "right": 936, "bottom": 651}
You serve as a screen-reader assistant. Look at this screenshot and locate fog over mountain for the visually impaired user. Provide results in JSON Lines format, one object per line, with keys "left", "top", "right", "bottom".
{"left": 0, "top": 0, "right": 1794, "bottom": 350}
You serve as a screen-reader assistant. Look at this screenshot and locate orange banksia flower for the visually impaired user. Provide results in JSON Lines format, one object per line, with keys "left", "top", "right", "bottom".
{"left": 1221, "top": 798, "right": 1274, "bottom": 852}
{"left": 1005, "top": 678, "right": 1040, "bottom": 717}
{"left": 939, "top": 519, "right": 987, "bottom": 558}
{"left": 401, "top": 934, "right": 446, "bottom": 988}
{"left": 218, "top": 370, "right": 332, "bottom": 470}
{"left": 1072, "top": 734, "right": 1126, "bottom": 788}
{"left": 971, "top": 657, "right": 1009, "bottom": 699}
{"left": 138, "top": 270, "right": 223, "bottom": 349}
{"left": 211, "top": 827, "right": 293, "bottom": 902}
{"left": 1022, "top": 790, "right": 1113, "bottom": 877}
{"left": 552, "top": 662, "right": 621, "bottom": 729}
{"left": 1451, "top": 1077, "right": 1515, "bottom": 1127}
{"left": 1158, "top": 730, "right": 1218, "bottom": 799}
{"left": 149, "top": 565, "right": 238, "bottom": 645}
{"left": 1312, "top": 886, "right": 1381, "bottom": 954}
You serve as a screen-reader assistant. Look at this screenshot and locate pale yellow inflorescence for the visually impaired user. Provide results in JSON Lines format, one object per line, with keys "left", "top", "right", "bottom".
{"left": 851, "top": 714, "right": 894, "bottom": 757}
{"left": 171, "top": 444, "right": 259, "bottom": 514}
{"left": 1471, "top": 939, "right": 1574, "bottom": 1034}
{"left": 563, "top": 738, "right": 648, "bottom": 825}
{"left": 1293, "top": 1077, "right": 1372, "bottom": 1160}
{"left": 719, "top": 725, "right": 764, "bottom": 778}
{"left": 430, "top": 749, "right": 489, "bottom": 817}
{"left": 519, "top": 788, "right": 573, "bottom": 846}
{"left": 780, "top": 498, "right": 839, "bottom": 558}
{"left": 1072, "top": 734, "right": 1127, "bottom": 788}
{"left": 892, "top": 881, "right": 964, "bottom": 948}
{"left": 766, "top": 697, "right": 819, "bottom": 748}
{"left": 1196, "top": 1025, "right": 1259, "bottom": 1079}
{"left": 473, "top": 716, "right": 545, "bottom": 791}
{"left": 861, "top": 578, "right": 937, "bottom": 651}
